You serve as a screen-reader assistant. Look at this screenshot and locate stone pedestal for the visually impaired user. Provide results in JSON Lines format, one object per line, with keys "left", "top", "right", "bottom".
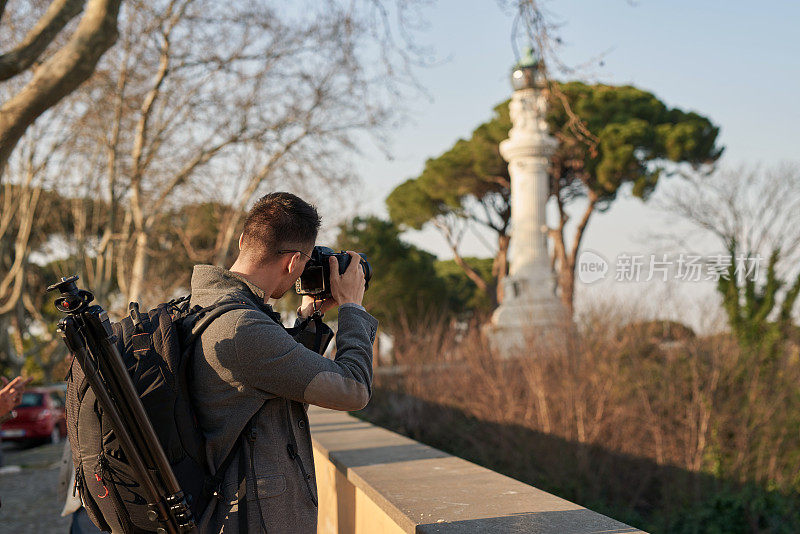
{"left": 487, "top": 76, "right": 569, "bottom": 355}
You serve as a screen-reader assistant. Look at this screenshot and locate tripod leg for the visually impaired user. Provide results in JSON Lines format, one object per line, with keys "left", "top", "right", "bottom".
{"left": 80, "top": 311, "right": 194, "bottom": 531}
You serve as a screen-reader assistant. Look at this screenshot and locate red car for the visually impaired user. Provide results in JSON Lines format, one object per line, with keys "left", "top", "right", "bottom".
{"left": 1, "top": 388, "right": 67, "bottom": 445}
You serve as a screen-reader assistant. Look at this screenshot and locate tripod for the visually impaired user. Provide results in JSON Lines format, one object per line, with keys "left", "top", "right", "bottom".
{"left": 48, "top": 276, "right": 195, "bottom": 534}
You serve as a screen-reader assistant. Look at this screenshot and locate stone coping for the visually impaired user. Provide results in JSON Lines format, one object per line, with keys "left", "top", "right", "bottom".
{"left": 309, "top": 406, "right": 647, "bottom": 533}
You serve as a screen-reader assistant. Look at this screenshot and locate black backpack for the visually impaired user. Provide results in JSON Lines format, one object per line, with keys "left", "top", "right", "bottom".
{"left": 65, "top": 296, "right": 251, "bottom": 533}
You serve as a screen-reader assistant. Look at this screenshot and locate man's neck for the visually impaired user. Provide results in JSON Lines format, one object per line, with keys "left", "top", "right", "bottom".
{"left": 229, "top": 259, "right": 277, "bottom": 303}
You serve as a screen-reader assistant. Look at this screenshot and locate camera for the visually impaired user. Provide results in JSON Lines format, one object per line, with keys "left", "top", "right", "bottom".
{"left": 295, "top": 246, "right": 372, "bottom": 299}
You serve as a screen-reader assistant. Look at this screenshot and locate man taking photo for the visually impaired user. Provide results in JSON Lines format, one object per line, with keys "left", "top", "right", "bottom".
{"left": 189, "top": 192, "right": 377, "bottom": 533}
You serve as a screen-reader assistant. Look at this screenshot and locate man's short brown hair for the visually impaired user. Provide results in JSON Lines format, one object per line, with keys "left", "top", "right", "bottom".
{"left": 241, "top": 192, "right": 321, "bottom": 263}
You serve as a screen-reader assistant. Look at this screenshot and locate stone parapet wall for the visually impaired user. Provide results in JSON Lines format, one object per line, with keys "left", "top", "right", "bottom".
{"left": 310, "top": 406, "right": 646, "bottom": 533}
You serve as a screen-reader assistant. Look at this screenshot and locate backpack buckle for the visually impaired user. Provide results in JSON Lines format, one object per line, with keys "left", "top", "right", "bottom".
{"left": 129, "top": 302, "right": 144, "bottom": 332}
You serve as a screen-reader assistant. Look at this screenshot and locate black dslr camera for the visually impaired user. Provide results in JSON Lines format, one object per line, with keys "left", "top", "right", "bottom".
{"left": 296, "top": 246, "right": 372, "bottom": 300}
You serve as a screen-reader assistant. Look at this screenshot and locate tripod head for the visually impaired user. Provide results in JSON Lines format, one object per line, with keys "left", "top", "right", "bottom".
{"left": 47, "top": 275, "right": 95, "bottom": 314}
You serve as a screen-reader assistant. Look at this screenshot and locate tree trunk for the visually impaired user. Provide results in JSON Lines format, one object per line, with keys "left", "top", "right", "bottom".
{"left": 452, "top": 251, "right": 497, "bottom": 307}
{"left": 558, "top": 267, "right": 575, "bottom": 315}
{"left": 127, "top": 230, "right": 149, "bottom": 305}
{"left": 115, "top": 210, "right": 132, "bottom": 299}
{"left": 214, "top": 210, "right": 241, "bottom": 266}
{"left": 552, "top": 190, "right": 597, "bottom": 316}
{"left": 494, "top": 233, "right": 510, "bottom": 304}
{"left": 93, "top": 55, "right": 127, "bottom": 302}
{"left": 0, "top": 184, "right": 40, "bottom": 315}
{"left": 0, "top": 314, "right": 24, "bottom": 374}
{"left": 0, "top": 315, "right": 10, "bottom": 368}
{"left": 550, "top": 220, "right": 571, "bottom": 314}
{"left": 10, "top": 298, "right": 26, "bottom": 370}
{"left": 36, "top": 339, "right": 63, "bottom": 383}
{"left": 127, "top": 230, "right": 148, "bottom": 304}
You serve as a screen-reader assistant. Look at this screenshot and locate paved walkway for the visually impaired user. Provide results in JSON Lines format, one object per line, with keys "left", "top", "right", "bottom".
{"left": 0, "top": 442, "right": 71, "bottom": 533}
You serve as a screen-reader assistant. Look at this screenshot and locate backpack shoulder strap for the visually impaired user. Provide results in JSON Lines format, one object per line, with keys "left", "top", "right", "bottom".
{"left": 185, "top": 299, "right": 261, "bottom": 502}
{"left": 189, "top": 299, "right": 318, "bottom": 350}
{"left": 183, "top": 301, "right": 253, "bottom": 352}
{"left": 202, "top": 408, "right": 260, "bottom": 504}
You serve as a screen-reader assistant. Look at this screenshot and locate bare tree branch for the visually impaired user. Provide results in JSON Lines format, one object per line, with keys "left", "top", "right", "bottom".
{"left": 0, "top": 0, "right": 86, "bottom": 82}
{"left": 658, "top": 164, "right": 800, "bottom": 278}
{"left": 0, "top": 0, "right": 122, "bottom": 170}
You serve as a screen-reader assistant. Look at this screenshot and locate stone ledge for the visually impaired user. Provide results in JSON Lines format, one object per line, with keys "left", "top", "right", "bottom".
{"left": 309, "top": 406, "right": 647, "bottom": 533}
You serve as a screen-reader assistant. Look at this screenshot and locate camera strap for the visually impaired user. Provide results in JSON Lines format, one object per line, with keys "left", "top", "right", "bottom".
{"left": 311, "top": 313, "right": 325, "bottom": 353}
{"left": 287, "top": 312, "right": 332, "bottom": 355}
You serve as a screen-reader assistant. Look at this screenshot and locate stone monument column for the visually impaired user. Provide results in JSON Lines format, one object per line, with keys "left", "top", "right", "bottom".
{"left": 488, "top": 49, "right": 568, "bottom": 353}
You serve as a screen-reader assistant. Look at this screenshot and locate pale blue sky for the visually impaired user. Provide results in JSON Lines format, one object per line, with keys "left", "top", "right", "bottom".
{"left": 339, "top": 0, "right": 799, "bottom": 328}
{"left": 351, "top": 0, "right": 798, "bottom": 222}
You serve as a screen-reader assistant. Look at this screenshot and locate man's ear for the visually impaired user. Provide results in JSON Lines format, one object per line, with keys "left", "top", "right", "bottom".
{"left": 238, "top": 233, "right": 244, "bottom": 250}
{"left": 287, "top": 252, "right": 303, "bottom": 275}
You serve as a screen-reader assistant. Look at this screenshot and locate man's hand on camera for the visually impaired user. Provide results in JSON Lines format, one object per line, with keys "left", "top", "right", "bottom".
{"left": 330, "top": 251, "right": 365, "bottom": 307}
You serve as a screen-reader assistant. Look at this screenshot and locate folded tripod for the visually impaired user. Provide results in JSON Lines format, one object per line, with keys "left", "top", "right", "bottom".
{"left": 48, "top": 276, "right": 195, "bottom": 534}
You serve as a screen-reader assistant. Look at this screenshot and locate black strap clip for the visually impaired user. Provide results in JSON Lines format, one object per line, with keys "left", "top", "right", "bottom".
{"left": 129, "top": 302, "right": 144, "bottom": 332}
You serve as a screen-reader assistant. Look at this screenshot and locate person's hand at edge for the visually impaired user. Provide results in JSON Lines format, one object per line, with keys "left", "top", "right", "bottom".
{"left": 0, "top": 375, "right": 32, "bottom": 417}
{"left": 329, "top": 251, "right": 365, "bottom": 308}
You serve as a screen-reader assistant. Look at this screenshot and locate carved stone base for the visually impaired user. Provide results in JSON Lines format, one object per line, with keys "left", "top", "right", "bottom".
{"left": 483, "top": 320, "right": 568, "bottom": 358}
{"left": 486, "top": 267, "right": 570, "bottom": 356}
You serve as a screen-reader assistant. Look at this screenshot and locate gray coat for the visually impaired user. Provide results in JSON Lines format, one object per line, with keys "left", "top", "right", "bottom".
{"left": 189, "top": 265, "right": 377, "bottom": 533}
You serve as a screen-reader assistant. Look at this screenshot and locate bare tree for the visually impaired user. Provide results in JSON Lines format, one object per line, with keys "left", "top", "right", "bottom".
{"left": 659, "top": 165, "right": 800, "bottom": 279}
